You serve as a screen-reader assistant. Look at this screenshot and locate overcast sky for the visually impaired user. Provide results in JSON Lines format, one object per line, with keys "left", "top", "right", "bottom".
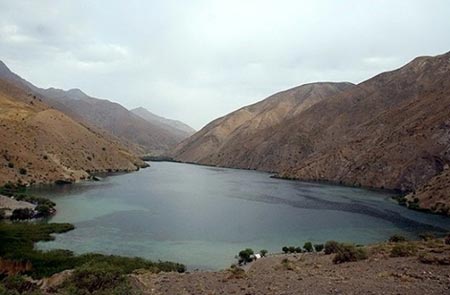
{"left": 1, "top": 0, "right": 449, "bottom": 129}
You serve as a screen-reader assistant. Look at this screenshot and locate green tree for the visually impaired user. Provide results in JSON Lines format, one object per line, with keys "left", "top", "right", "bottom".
{"left": 260, "top": 249, "right": 268, "bottom": 257}
{"left": 303, "top": 242, "right": 313, "bottom": 252}
{"left": 314, "top": 244, "right": 324, "bottom": 252}
{"left": 238, "top": 248, "right": 254, "bottom": 263}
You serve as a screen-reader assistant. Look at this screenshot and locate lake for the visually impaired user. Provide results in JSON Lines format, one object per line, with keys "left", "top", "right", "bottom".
{"left": 32, "top": 162, "right": 450, "bottom": 270}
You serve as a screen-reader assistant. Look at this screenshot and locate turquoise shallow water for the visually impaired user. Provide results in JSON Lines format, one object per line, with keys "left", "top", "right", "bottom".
{"left": 32, "top": 162, "right": 450, "bottom": 270}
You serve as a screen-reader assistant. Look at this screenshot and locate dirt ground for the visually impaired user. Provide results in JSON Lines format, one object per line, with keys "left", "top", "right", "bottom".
{"left": 132, "top": 240, "right": 450, "bottom": 295}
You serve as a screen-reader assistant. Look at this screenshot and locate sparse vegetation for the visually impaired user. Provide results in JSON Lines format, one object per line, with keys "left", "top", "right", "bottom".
{"left": 280, "top": 258, "right": 295, "bottom": 271}
{"left": 389, "top": 234, "right": 407, "bottom": 243}
{"left": 390, "top": 242, "right": 417, "bottom": 257}
{"left": 419, "top": 232, "right": 435, "bottom": 241}
{"left": 333, "top": 244, "right": 368, "bottom": 264}
{"left": 228, "top": 264, "right": 246, "bottom": 279}
{"left": 324, "top": 240, "right": 341, "bottom": 254}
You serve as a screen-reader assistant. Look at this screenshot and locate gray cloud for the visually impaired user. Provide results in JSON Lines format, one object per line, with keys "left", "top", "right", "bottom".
{"left": 1, "top": 0, "right": 450, "bottom": 129}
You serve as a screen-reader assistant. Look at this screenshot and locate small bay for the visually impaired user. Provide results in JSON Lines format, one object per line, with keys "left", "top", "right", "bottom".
{"left": 32, "top": 162, "right": 450, "bottom": 270}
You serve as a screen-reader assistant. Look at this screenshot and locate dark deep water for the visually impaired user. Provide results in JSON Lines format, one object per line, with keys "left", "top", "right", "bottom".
{"left": 32, "top": 162, "right": 450, "bottom": 270}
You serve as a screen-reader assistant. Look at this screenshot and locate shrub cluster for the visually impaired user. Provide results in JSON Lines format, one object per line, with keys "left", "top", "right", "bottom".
{"left": 324, "top": 240, "right": 341, "bottom": 254}
{"left": 0, "top": 188, "right": 57, "bottom": 219}
{"left": 332, "top": 243, "right": 368, "bottom": 264}
{"left": 390, "top": 242, "right": 417, "bottom": 257}
{"left": 282, "top": 246, "right": 302, "bottom": 254}
{"left": 282, "top": 241, "right": 323, "bottom": 254}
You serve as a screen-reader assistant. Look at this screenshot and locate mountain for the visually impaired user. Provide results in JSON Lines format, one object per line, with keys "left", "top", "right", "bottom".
{"left": 0, "top": 76, "right": 146, "bottom": 186}
{"left": 170, "top": 81, "right": 354, "bottom": 166}
{"left": 131, "top": 107, "right": 195, "bottom": 138}
{"left": 171, "top": 52, "right": 450, "bottom": 214}
{"left": 0, "top": 62, "right": 187, "bottom": 155}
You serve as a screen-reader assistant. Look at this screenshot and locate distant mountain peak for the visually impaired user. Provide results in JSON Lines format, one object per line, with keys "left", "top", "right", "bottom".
{"left": 131, "top": 107, "right": 196, "bottom": 136}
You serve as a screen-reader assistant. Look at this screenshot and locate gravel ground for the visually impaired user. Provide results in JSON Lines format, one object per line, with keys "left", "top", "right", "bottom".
{"left": 132, "top": 240, "right": 450, "bottom": 295}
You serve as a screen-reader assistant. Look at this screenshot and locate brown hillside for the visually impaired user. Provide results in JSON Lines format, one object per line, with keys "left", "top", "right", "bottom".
{"left": 171, "top": 52, "right": 450, "bottom": 214}
{"left": 0, "top": 79, "right": 146, "bottom": 186}
{"left": 170, "top": 82, "right": 354, "bottom": 164}
{"left": 0, "top": 61, "right": 189, "bottom": 155}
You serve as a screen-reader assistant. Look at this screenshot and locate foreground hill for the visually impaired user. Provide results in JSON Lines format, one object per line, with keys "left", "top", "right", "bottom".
{"left": 132, "top": 239, "right": 450, "bottom": 295}
{"left": 171, "top": 52, "right": 450, "bottom": 214}
{"left": 0, "top": 61, "right": 188, "bottom": 155}
{"left": 0, "top": 78, "right": 146, "bottom": 186}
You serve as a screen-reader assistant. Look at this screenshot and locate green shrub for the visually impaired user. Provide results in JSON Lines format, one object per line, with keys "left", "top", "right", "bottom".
{"left": 332, "top": 244, "right": 368, "bottom": 264}
{"left": 282, "top": 246, "right": 289, "bottom": 254}
{"left": 324, "top": 240, "right": 341, "bottom": 254}
{"left": 8, "top": 162, "right": 14, "bottom": 168}
{"left": 294, "top": 247, "right": 303, "bottom": 253}
{"left": 303, "top": 242, "right": 313, "bottom": 252}
{"left": 314, "top": 244, "right": 324, "bottom": 252}
{"left": 35, "top": 204, "right": 52, "bottom": 217}
{"left": 260, "top": 249, "right": 268, "bottom": 257}
{"left": 66, "top": 262, "right": 126, "bottom": 294}
{"left": 19, "top": 168, "right": 27, "bottom": 175}
{"left": 389, "top": 234, "right": 407, "bottom": 243}
{"left": 11, "top": 208, "right": 35, "bottom": 220}
{"left": 390, "top": 242, "right": 417, "bottom": 257}
{"left": 1, "top": 275, "right": 38, "bottom": 294}
{"left": 238, "top": 248, "right": 254, "bottom": 263}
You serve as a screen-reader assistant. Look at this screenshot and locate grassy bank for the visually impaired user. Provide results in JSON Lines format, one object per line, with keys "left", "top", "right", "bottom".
{"left": 0, "top": 220, "right": 185, "bottom": 294}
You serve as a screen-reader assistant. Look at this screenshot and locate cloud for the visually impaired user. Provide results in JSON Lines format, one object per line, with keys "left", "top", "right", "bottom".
{"left": 1, "top": 0, "right": 450, "bottom": 129}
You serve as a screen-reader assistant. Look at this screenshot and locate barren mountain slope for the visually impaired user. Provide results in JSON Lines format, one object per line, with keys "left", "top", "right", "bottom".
{"left": 131, "top": 107, "right": 195, "bottom": 136}
{"left": 170, "top": 82, "right": 354, "bottom": 164}
{"left": 38, "top": 89, "right": 182, "bottom": 155}
{"left": 172, "top": 52, "right": 450, "bottom": 214}
{"left": 0, "top": 61, "right": 185, "bottom": 155}
{"left": 0, "top": 79, "right": 146, "bottom": 186}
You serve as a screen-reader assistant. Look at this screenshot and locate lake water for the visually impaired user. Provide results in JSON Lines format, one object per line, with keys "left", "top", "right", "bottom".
{"left": 32, "top": 162, "right": 450, "bottom": 270}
